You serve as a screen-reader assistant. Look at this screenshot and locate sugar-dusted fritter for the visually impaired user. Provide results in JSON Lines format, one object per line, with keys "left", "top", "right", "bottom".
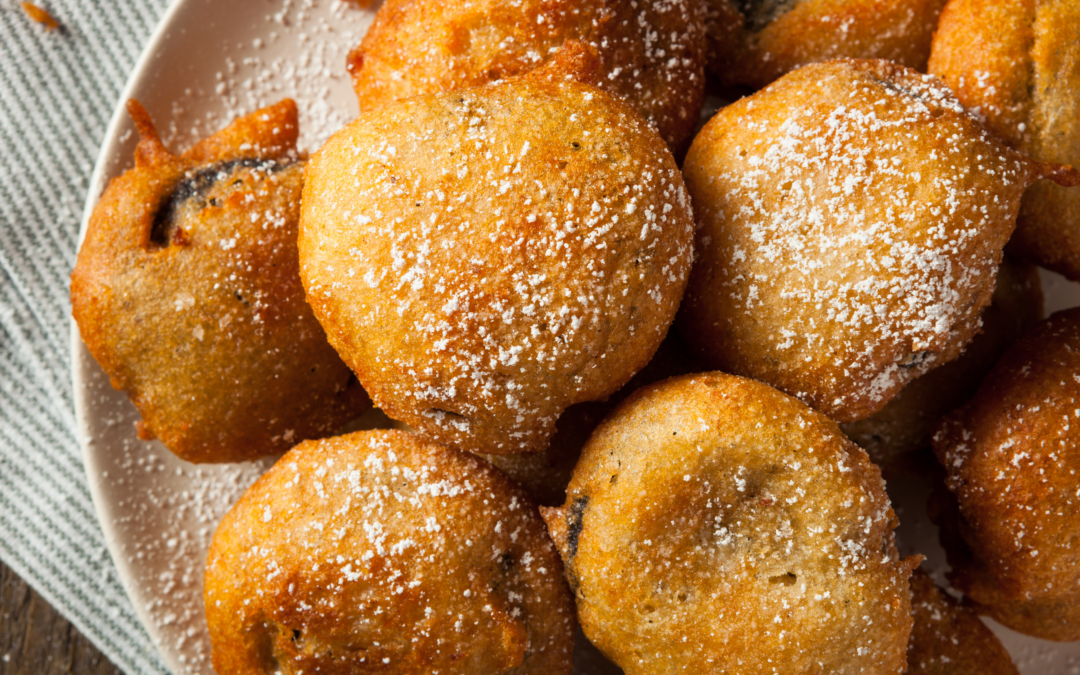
{"left": 906, "top": 568, "right": 1018, "bottom": 675}
{"left": 705, "top": 0, "right": 947, "bottom": 89}
{"left": 205, "top": 429, "right": 575, "bottom": 674}
{"left": 481, "top": 332, "right": 703, "bottom": 506}
{"left": 929, "top": 0, "right": 1080, "bottom": 281}
{"left": 679, "top": 58, "right": 1078, "bottom": 424}
{"left": 300, "top": 49, "right": 695, "bottom": 457}
{"left": 346, "top": 0, "right": 707, "bottom": 153}
{"left": 841, "top": 256, "right": 1043, "bottom": 473}
{"left": 542, "top": 372, "right": 918, "bottom": 675}
{"left": 932, "top": 308, "right": 1080, "bottom": 642}
{"left": 70, "top": 100, "right": 368, "bottom": 463}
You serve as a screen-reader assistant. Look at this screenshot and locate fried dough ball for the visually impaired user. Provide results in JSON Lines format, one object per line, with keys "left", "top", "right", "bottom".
{"left": 932, "top": 308, "right": 1080, "bottom": 641}
{"left": 70, "top": 100, "right": 368, "bottom": 463}
{"left": 705, "top": 0, "right": 947, "bottom": 89}
{"left": 679, "top": 59, "right": 1075, "bottom": 424}
{"left": 205, "top": 429, "right": 575, "bottom": 674}
{"left": 841, "top": 257, "right": 1043, "bottom": 473}
{"left": 481, "top": 332, "right": 703, "bottom": 506}
{"left": 929, "top": 0, "right": 1080, "bottom": 281}
{"left": 906, "top": 569, "right": 1018, "bottom": 675}
{"left": 541, "top": 372, "right": 918, "bottom": 675}
{"left": 300, "top": 52, "right": 695, "bottom": 457}
{"left": 346, "top": 0, "right": 707, "bottom": 153}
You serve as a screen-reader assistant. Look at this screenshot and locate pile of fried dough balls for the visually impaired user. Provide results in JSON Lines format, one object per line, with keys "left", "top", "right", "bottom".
{"left": 70, "top": 0, "right": 1080, "bottom": 672}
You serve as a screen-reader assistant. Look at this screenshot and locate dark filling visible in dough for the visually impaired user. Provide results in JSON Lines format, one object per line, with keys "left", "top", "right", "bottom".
{"left": 738, "top": 0, "right": 804, "bottom": 32}
{"left": 151, "top": 158, "right": 294, "bottom": 247}
{"left": 567, "top": 495, "right": 589, "bottom": 560}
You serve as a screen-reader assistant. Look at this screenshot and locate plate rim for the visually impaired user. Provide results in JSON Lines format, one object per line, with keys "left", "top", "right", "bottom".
{"left": 70, "top": 2, "right": 381, "bottom": 670}
{"left": 70, "top": 0, "right": 233, "bottom": 670}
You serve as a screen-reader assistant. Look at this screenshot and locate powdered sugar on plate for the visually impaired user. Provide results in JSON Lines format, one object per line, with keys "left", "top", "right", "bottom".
{"left": 158, "top": 0, "right": 370, "bottom": 154}
{"left": 74, "top": 1, "right": 380, "bottom": 673}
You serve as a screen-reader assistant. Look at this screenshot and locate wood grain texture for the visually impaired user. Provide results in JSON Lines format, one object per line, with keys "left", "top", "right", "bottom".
{"left": 0, "top": 562, "right": 121, "bottom": 675}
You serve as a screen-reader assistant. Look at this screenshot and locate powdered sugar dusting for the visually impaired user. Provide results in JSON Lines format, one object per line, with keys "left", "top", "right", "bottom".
{"left": 682, "top": 60, "right": 1033, "bottom": 421}
{"left": 75, "top": 1, "right": 380, "bottom": 673}
{"left": 350, "top": 0, "right": 706, "bottom": 150}
{"left": 78, "top": 351, "right": 274, "bottom": 673}
{"left": 159, "top": 0, "right": 374, "bottom": 154}
{"left": 302, "top": 77, "right": 694, "bottom": 454}
{"left": 204, "top": 430, "right": 573, "bottom": 672}
{"left": 549, "top": 373, "right": 915, "bottom": 672}
{"left": 934, "top": 310, "right": 1080, "bottom": 618}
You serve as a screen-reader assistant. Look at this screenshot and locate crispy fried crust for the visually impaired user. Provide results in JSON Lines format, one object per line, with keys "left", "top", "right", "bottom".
{"left": 705, "top": 0, "right": 948, "bottom": 89}
{"left": 679, "top": 59, "right": 1050, "bottom": 423}
{"left": 300, "top": 70, "right": 694, "bottom": 456}
{"left": 346, "top": 0, "right": 707, "bottom": 153}
{"left": 205, "top": 429, "right": 575, "bottom": 674}
{"left": 906, "top": 569, "right": 1018, "bottom": 675}
{"left": 542, "top": 372, "right": 917, "bottom": 675}
{"left": 929, "top": 0, "right": 1080, "bottom": 280}
{"left": 70, "top": 100, "right": 368, "bottom": 463}
{"left": 841, "top": 256, "right": 1043, "bottom": 473}
{"left": 932, "top": 309, "right": 1080, "bottom": 641}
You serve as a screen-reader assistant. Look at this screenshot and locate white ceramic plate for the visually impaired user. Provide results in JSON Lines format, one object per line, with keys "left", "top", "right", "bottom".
{"left": 71, "top": 1, "right": 1080, "bottom": 672}
{"left": 72, "top": 1, "right": 382, "bottom": 673}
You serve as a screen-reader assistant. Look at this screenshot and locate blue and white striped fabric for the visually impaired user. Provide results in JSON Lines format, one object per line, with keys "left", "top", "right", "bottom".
{"left": 1, "top": 1, "right": 172, "bottom": 672}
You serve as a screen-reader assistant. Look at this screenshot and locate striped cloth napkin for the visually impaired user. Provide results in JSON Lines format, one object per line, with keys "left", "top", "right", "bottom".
{"left": 1, "top": 1, "right": 172, "bottom": 672}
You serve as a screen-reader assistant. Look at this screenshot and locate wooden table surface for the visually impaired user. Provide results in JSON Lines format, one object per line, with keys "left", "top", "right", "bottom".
{"left": 1, "top": 561, "right": 120, "bottom": 675}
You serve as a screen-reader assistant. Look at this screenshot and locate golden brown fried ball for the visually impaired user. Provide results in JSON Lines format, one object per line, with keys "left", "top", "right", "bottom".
{"left": 481, "top": 332, "right": 704, "bottom": 506}
{"left": 906, "top": 568, "right": 1018, "bottom": 675}
{"left": 705, "top": 0, "right": 947, "bottom": 89}
{"left": 299, "top": 54, "right": 695, "bottom": 457}
{"left": 346, "top": 0, "right": 707, "bottom": 153}
{"left": 679, "top": 59, "right": 1074, "bottom": 424}
{"left": 205, "top": 429, "right": 575, "bottom": 674}
{"left": 841, "top": 256, "right": 1043, "bottom": 473}
{"left": 542, "top": 372, "right": 918, "bottom": 675}
{"left": 932, "top": 308, "right": 1080, "bottom": 642}
{"left": 70, "top": 100, "right": 367, "bottom": 463}
{"left": 929, "top": 0, "right": 1080, "bottom": 281}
